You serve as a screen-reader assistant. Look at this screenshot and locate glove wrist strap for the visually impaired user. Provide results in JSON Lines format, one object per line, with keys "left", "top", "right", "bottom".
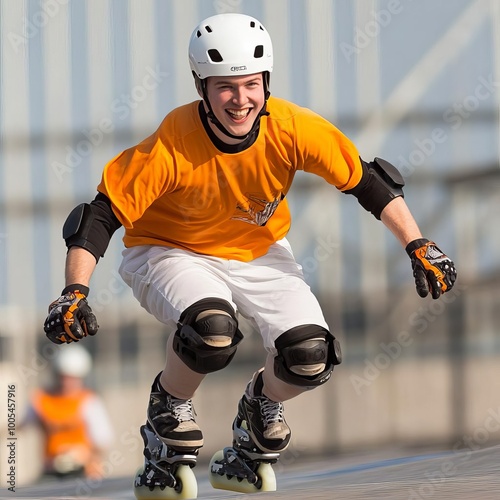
{"left": 62, "top": 284, "right": 90, "bottom": 296}
{"left": 405, "top": 238, "right": 430, "bottom": 257}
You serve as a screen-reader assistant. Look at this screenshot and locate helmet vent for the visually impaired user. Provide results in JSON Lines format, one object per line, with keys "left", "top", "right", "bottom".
{"left": 196, "top": 30, "right": 202, "bottom": 38}
{"left": 254, "top": 45, "right": 264, "bottom": 58}
{"left": 208, "top": 49, "right": 223, "bottom": 62}
{"left": 205, "top": 25, "right": 213, "bottom": 33}
{"left": 250, "top": 21, "right": 255, "bottom": 27}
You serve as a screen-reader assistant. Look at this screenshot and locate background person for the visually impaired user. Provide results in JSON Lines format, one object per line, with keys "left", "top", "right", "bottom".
{"left": 23, "top": 344, "right": 113, "bottom": 480}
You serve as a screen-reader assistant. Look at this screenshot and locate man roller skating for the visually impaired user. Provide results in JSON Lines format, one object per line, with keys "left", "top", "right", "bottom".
{"left": 43, "top": 12, "right": 457, "bottom": 498}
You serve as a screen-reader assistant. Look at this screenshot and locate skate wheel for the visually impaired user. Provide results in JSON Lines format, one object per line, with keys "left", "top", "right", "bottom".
{"left": 133, "top": 465, "right": 197, "bottom": 499}
{"left": 208, "top": 449, "right": 277, "bottom": 493}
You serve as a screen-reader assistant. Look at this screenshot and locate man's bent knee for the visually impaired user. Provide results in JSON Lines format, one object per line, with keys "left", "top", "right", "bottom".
{"left": 172, "top": 298, "right": 243, "bottom": 374}
{"left": 273, "top": 325, "right": 341, "bottom": 387}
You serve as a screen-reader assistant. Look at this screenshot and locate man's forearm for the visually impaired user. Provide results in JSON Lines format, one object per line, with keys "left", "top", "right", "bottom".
{"left": 380, "top": 196, "right": 422, "bottom": 248}
{"left": 65, "top": 247, "right": 98, "bottom": 287}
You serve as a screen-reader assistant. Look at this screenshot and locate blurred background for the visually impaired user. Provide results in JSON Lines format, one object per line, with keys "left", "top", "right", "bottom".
{"left": 1, "top": 0, "right": 499, "bottom": 488}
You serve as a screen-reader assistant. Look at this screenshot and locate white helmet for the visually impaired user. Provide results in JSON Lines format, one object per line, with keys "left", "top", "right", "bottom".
{"left": 54, "top": 344, "right": 92, "bottom": 378}
{"left": 189, "top": 13, "right": 273, "bottom": 79}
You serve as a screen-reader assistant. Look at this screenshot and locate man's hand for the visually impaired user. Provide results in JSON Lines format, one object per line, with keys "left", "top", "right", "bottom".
{"left": 406, "top": 238, "right": 457, "bottom": 299}
{"left": 44, "top": 284, "right": 99, "bottom": 344}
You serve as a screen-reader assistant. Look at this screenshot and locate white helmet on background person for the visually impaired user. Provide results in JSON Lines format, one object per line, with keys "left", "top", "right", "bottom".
{"left": 188, "top": 13, "right": 274, "bottom": 140}
{"left": 54, "top": 344, "right": 92, "bottom": 378}
{"left": 188, "top": 13, "right": 273, "bottom": 79}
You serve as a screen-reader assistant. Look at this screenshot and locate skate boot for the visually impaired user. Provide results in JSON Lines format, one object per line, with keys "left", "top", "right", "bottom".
{"left": 134, "top": 373, "right": 202, "bottom": 499}
{"left": 236, "top": 368, "right": 291, "bottom": 453}
{"left": 209, "top": 369, "right": 290, "bottom": 493}
{"left": 147, "top": 372, "right": 203, "bottom": 449}
{"left": 133, "top": 423, "right": 198, "bottom": 499}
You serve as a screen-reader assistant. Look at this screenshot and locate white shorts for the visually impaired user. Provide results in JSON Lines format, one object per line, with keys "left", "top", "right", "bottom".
{"left": 118, "top": 239, "right": 329, "bottom": 351}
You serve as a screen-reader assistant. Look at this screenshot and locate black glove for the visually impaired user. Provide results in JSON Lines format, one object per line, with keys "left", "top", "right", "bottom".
{"left": 44, "top": 284, "right": 99, "bottom": 344}
{"left": 406, "top": 238, "right": 457, "bottom": 299}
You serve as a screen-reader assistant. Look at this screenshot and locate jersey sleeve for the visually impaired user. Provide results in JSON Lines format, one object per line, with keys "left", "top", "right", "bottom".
{"left": 292, "top": 107, "right": 363, "bottom": 191}
{"left": 97, "top": 130, "right": 173, "bottom": 229}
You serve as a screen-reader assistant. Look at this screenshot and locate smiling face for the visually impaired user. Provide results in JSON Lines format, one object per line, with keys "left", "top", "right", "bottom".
{"left": 203, "top": 72, "right": 265, "bottom": 144}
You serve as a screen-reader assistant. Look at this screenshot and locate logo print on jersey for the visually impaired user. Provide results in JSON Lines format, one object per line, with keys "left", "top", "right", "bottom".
{"left": 232, "top": 193, "right": 284, "bottom": 226}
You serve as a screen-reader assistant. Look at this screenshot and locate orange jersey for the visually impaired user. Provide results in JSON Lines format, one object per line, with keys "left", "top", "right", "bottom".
{"left": 98, "top": 96, "right": 362, "bottom": 261}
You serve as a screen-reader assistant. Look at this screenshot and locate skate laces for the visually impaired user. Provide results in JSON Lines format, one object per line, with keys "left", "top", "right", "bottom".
{"left": 258, "top": 397, "right": 284, "bottom": 427}
{"left": 170, "top": 397, "right": 196, "bottom": 423}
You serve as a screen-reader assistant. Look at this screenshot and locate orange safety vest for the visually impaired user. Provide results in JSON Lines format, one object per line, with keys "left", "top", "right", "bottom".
{"left": 32, "top": 389, "right": 94, "bottom": 465}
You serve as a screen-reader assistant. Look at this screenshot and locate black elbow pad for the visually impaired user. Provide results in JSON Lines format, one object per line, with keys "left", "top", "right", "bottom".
{"left": 63, "top": 194, "right": 122, "bottom": 262}
{"left": 345, "top": 157, "right": 405, "bottom": 219}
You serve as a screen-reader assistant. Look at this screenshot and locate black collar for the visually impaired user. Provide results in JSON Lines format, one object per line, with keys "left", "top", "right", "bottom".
{"left": 198, "top": 101, "right": 261, "bottom": 154}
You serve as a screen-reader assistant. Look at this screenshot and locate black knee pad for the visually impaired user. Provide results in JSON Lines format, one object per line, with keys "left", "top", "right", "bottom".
{"left": 172, "top": 298, "right": 243, "bottom": 374}
{"left": 274, "top": 325, "right": 342, "bottom": 387}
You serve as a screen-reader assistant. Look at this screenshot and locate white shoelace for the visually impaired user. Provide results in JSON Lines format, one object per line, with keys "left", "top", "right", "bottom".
{"left": 171, "top": 398, "right": 195, "bottom": 422}
{"left": 259, "top": 398, "right": 284, "bottom": 426}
